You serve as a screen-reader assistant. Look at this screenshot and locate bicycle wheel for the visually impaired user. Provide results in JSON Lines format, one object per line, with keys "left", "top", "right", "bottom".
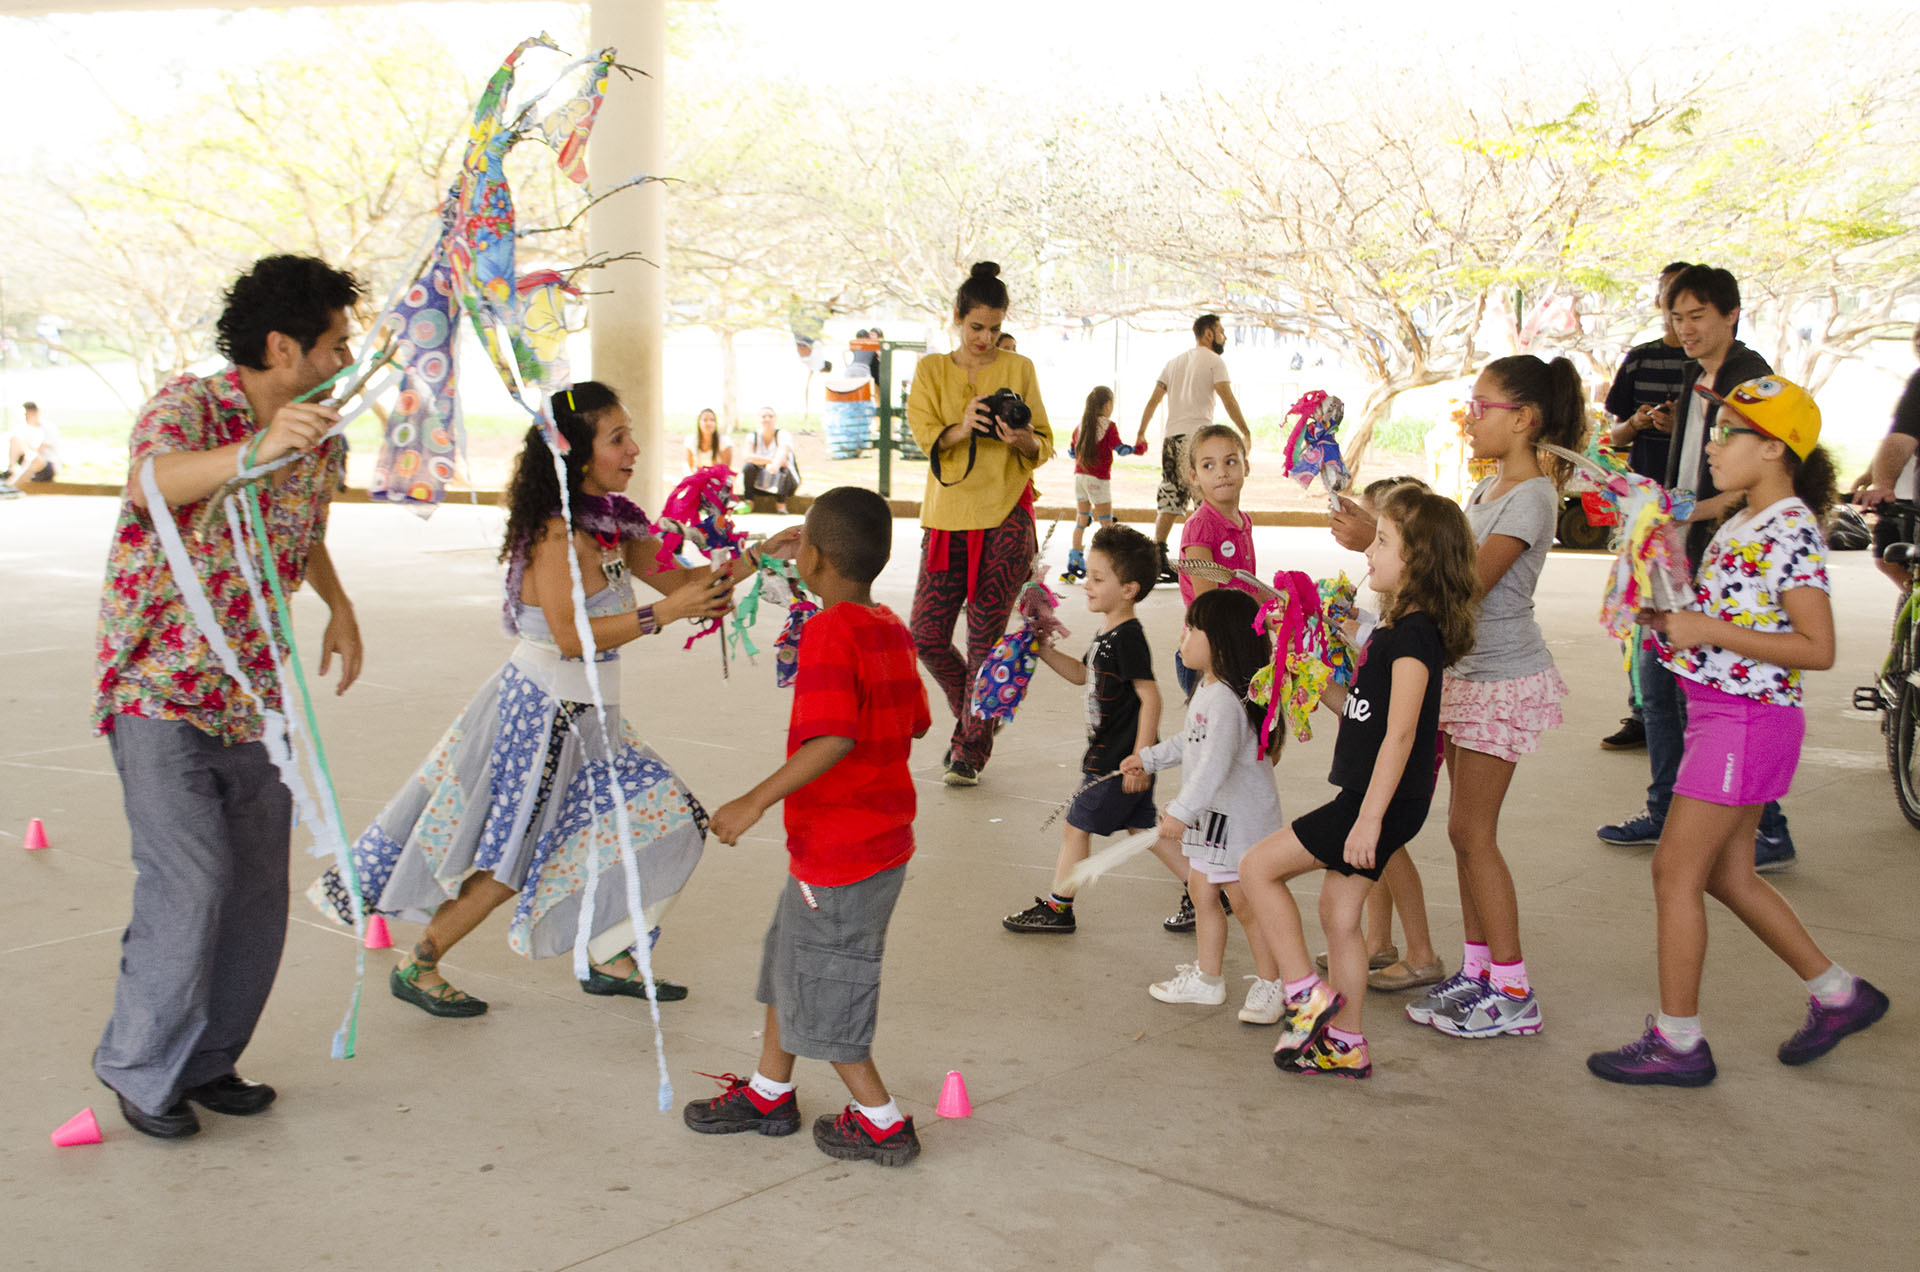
{"left": 1890, "top": 606, "right": 1920, "bottom": 831}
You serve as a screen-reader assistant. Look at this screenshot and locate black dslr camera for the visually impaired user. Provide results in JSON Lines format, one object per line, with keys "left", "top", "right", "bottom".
{"left": 978, "top": 387, "right": 1032, "bottom": 432}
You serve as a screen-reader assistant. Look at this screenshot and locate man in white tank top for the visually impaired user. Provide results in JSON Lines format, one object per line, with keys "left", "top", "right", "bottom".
{"left": 1132, "top": 315, "right": 1251, "bottom": 580}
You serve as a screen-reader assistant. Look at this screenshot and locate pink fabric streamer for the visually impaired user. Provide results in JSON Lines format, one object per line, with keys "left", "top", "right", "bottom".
{"left": 1251, "top": 570, "right": 1335, "bottom": 751}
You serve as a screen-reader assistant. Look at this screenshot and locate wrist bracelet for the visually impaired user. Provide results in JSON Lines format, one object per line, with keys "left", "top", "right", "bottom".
{"left": 637, "top": 604, "right": 660, "bottom": 636}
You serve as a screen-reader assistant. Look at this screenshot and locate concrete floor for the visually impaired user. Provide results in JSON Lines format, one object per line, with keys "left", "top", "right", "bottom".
{"left": 2, "top": 495, "right": 1913, "bottom": 1272}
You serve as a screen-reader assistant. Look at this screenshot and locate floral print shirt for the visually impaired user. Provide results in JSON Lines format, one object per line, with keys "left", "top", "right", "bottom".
{"left": 93, "top": 367, "right": 344, "bottom": 745}
{"left": 1662, "top": 497, "right": 1829, "bottom": 707}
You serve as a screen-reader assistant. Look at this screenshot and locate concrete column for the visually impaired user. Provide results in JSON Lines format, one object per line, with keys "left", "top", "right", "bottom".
{"left": 587, "top": 0, "right": 667, "bottom": 511}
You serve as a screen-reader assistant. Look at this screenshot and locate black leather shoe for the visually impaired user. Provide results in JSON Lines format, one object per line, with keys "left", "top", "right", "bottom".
{"left": 115, "top": 1092, "right": 201, "bottom": 1139}
{"left": 184, "top": 1073, "right": 277, "bottom": 1116}
{"left": 580, "top": 968, "right": 689, "bottom": 1001}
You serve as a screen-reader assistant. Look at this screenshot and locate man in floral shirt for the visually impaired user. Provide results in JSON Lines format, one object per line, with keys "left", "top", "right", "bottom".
{"left": 93, "top": 255, "right": 366, "bottom": 1138}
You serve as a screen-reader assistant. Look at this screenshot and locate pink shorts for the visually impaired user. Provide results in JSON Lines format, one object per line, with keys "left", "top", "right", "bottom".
{"left": 1673, "top": 678, "right": 1804, "bottom": 806}
{"left": 1438, "top": 667, "right": 1567, "bottom": 763}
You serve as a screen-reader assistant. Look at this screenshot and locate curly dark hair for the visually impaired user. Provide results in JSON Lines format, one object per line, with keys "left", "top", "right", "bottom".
{"left": 1786, "top": 444, "right": 1839, "bottom": 517}
{"left": 1184, "top": 587, "right": 1277, "bottom": 757}
{"left": 215, "top": 254, "right": 362, "bottom": 370}
{"left": 498, "top": 382, "right": 622, "bottom": 564}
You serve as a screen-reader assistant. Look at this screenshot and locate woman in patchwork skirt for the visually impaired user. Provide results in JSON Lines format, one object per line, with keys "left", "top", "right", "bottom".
{"left": 312, "top": 382, "right": 750, "bottom": 1016}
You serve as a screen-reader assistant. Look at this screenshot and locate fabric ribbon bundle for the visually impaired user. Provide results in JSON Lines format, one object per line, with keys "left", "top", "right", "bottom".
{"left": 774, "top": 595, "right": 819, "bottom": 688}
{"left": 1246, "top": 570, "right": 1338, "bottom": 749}
{"left": 728, "top": 548, "right": 816, "bottom": 686}
{"left": 1315, "top": 572, "right": 1364, "bottom": 688}
{"left": 1536, "top": 443, "right": 1695, "bottom": 639}
{"left": 1599, "top": 475, "right": 1695, "bottom": 639}
{"left": 1282, "top": 390, "right": 1351, "bottom": 510}
{"left": 652, "top": 466, "right": 750, "bottom": 661}
{"left": 969, "top": 573, "right": 1070, "bottom": 725}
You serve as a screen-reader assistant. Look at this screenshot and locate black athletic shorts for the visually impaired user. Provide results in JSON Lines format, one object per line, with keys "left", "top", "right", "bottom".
{"left": 1291, "top": 789, "right": 1431, "bottom": 882}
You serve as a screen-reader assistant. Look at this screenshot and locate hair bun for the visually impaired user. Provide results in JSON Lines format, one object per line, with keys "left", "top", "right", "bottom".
{"left": 969, "top": 261, "right": 1001, "bottom": 281}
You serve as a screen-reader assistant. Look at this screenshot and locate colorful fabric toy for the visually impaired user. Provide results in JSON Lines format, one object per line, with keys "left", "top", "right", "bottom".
{"left": 359, "top": 35, "right": 635, "bottom": 511}
{"left": 729, "top": 549, "right": 813, "bottom": 684}
{"left": 969, "top": 574, "right": 1070, "bottom": 725}
{"left": 775, "top": 595, "right": 819, "bottom": 689}
{"left": 1538, "top": 443, "right": 1695, "bottom": 639}
{"left": 1282, "top": 390, "right": 1350, "bottom": 509}
{"left": 1246, "top": 570, "right": 1338, "bottom": 749}
{"left": 1315, "top": 572, "right": 1362, "bottom": 687}
{"left": 650, "top": 466, "right": 751, "bottom": 661}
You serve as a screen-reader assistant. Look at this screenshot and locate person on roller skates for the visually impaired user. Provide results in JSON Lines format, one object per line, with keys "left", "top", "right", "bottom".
{"left": 1064, "top": 385, "right": 1129, "bottom": 583}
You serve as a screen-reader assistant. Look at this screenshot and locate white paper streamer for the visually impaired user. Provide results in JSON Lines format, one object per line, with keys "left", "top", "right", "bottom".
{"left": 1060, "top": 830, "right": 1162, "bottom": 893}
{"left": 547, "top": 444, "right": 675, "bottom": 1113}
{"left": 139, "top": 458, "right": 367, "bottom": 1056}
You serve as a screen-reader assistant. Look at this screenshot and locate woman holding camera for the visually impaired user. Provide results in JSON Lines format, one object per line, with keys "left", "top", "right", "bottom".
{"left": 907, "top": 261, "right": 1055, "bottom": 786}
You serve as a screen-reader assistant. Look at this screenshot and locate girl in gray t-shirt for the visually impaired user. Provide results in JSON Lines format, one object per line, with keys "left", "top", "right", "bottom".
{"left": 1413, "top": 355, "right": 1585, "bottom": 1043}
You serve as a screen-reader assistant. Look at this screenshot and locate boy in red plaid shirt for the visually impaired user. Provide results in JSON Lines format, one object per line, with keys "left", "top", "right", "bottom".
{"left": 687, "top": 487, "right": 933, "bottom": 1166}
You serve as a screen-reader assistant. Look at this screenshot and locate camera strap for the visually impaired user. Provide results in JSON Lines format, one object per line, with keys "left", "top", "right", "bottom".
{"left": 928, "top": 429, "right": 980, "bottom": 487}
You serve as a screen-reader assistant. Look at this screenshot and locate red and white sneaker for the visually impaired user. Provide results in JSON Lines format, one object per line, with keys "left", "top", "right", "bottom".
{"left": 682, "top": 1072, "right": 800, "bottom": 1136}
{"left": 812, "top": 1105, "right": 921, "bottom": 1166}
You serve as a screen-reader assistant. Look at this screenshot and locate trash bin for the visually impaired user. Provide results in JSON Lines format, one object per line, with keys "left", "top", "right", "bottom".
{"left": 823, "top": 373, "right": 876, "bottom": 459}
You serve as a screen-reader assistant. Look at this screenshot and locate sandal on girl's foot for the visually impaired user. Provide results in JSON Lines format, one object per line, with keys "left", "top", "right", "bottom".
{"left": 1368, "top": 958, "right": 1447, "bottom": 992}
{"left": 1316, "top": 945, "right": 1400, "bottom": 974}
{"left": 390, "top": 962, "right": 488, "bottom": 1017}
{"left": 581, "top": 964, "right": 689, "bottom": 1001}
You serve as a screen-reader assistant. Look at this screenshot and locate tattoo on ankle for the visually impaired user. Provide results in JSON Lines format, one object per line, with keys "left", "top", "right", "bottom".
{"left": 412, "top": 937, "right": 440, "bottom": 967}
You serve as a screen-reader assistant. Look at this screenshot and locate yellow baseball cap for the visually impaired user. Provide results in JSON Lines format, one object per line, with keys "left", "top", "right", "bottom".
{"left": 1694, "top": 375, "right": 1821, "bottom": 459}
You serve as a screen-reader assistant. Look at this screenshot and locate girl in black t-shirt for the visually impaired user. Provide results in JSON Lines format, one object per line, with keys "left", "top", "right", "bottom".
{"left": 1236, "top": 490, "right": 1478, "bottom": 1078}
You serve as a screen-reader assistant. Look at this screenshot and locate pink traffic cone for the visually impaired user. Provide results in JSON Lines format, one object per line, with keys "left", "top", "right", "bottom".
{"left": 51, "top": 1108, "right": 102, "bottom": 1147}
{"left": 935, "top": 1070, "right": 972, "bottom": 1119}
{"left": 23, "top": 818, "right": 49, "bottom": 850}
{"left": 362, "top": 915, "right": 392, "bottom": 950}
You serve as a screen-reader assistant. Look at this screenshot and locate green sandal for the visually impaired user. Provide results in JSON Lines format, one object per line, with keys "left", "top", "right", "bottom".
{"left": 390, "top": 961, "right": 489, "bottom": 1018}
{"left": 580, "top": 963, "right": 689, "bottom": 1002}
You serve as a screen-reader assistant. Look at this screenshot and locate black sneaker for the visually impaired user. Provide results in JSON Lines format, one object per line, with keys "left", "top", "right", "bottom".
{"left": 943, "top": 759, "right": 980, "bottom": 787}
{"left": 1156, "top": 542, "right": 1178, "bottom": 584}
{"left": 1163, "top": 889, "right": 1195, "bottom": 933}
{"left": 1004, "top": 897, "right": 1076, "bottom": 933}
{"left": 682, "top": 1072, "right": 800, "bottom": 1136}
{"left": 1601, "top": 717, "right": 1647, "bottom": 750}
{"left": 1754, "top": 832, "right": 1797, "bottom": 874}
{"left": 812, "top": 1106, "right": 920, "bottom": 1166}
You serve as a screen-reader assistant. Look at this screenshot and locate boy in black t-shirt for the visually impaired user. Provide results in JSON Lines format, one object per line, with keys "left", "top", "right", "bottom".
{"left": 1004, "top": 526, "right": 1163, "bottom": 933}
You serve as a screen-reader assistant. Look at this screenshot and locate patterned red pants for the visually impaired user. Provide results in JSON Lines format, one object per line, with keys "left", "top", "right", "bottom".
{"left": 909, "top": 507, "right": 1036, "bottom": 770}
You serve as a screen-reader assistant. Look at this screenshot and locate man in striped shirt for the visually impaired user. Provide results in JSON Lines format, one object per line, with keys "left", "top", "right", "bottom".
{"left": 1596, "top": 262, "right": 1691, "bottom": 751}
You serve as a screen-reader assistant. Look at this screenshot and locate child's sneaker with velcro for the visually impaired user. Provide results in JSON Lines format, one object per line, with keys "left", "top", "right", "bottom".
{"left": 1429, "top": 981, "right": 1542, "bottom": 1038}
{"left": 1286, "top": 1033, "right": 1372, "bottom": 1080}
{"left": 812, "top": 1106, "right": 920, "bottom": 1166}
{"left": 682, "top": 1073, "right": 800, "bottom": 1136}
{"left": 1271, "top": 980, "right": 1344, "bottom": 1065}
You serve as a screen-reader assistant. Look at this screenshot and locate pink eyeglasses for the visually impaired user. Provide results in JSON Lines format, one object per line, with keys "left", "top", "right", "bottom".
{"left": 1464, "top": 399, "right": 1524, "bottom": 420}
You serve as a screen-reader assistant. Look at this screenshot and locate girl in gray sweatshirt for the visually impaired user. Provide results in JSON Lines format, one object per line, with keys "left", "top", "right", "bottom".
{"left": 1122, "top": 589, "right": 1286, "bottom": 1019}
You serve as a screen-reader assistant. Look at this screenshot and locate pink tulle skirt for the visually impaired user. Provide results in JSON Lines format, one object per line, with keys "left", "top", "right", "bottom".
{"left": 1439, "top": 667, "right": 1568, "bottom": 763}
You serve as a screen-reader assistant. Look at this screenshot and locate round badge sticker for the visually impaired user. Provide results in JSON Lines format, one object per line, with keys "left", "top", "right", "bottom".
{"left": 1220, "top": 540, "right": 1237, "bottom": 560}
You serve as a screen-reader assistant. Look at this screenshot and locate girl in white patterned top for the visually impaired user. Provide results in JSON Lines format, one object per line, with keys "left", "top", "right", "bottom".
{"left": 1589, "top": 375, "right": 1888, "bottom": 1088}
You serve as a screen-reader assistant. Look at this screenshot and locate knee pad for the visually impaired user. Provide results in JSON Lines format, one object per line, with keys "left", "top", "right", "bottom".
{"left": 1097, "top": 514, "right": 1116, "bottom": 526}
{"left": 1076, "top": 513, "right": 1092, "bottom": 528}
